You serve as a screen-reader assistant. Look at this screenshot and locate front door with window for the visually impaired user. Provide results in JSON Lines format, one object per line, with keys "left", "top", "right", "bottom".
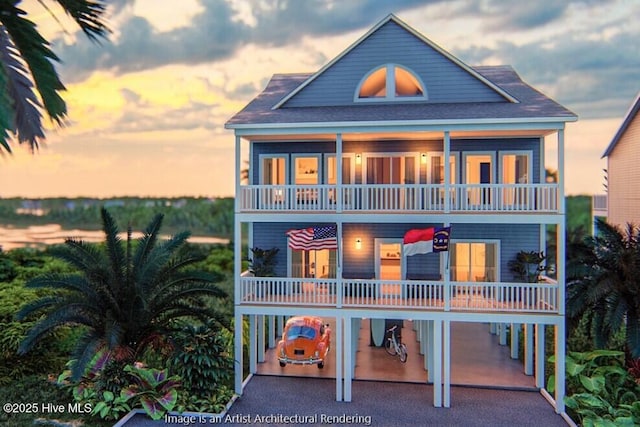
{"left": 365, "top": 154, "right": 418, "bottom": 209}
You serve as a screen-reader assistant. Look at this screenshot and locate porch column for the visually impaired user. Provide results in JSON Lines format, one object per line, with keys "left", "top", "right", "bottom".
{"left": 443, "top": 320, "right": 451, "bottom": 408}
{"left": 268, "top": 315, "right": 276, "bottom": 348}
{"left": 511, "top": 323, "right": 520, "bottom": 359}
{"left": 344, "top": 315, "right": 353, "bottom": 402}
{"left": 499, "top": 323, "right": 507, "bottom": 346}
{"left": 558, "top": 128, "right": 565, "bottom": 215}
{"left": 555, "top": 321, "right": 566, "bottom": 413}
{"left": 234, "top": 312, "right": 243, "bottom": 395}
{"left": 337, "top": 221, "right": 343, "bottom": 308}
{"left": 426, "top": 320, "right": 433, "bottom": 382}
{"left": 257, "top": 315, "right": 265, "bottom": 363}
{"left": 433, "top": 320, "right": 443, "bottom": 407}
{"left": 444, "top": 131, "right": 451, "bottom": 213}
{"left": 535, "top": 324, "right": 545, "bottom": 388}
{"left": 352, "top": 318, "right": 360, "bottom": 377}
{"left": 249, "top": 315, "right": 257, "bottom": 374}
{"left": 336, "top": 133, "right": 343, "bottom": 213}
{"left": 335, "top": 316, "right": 343, "bottom": 401}
{"left": 524, "top": 323, "right": 534, "bottom": 375}
{"left": 277, "top": 315, "right": 284, "bottom": 336}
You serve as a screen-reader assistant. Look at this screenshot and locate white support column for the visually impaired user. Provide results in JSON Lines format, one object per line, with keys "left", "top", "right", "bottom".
{"left": 511, "top": 323, "right": 520, "bottom": 359}
{"left": 558, "top": 129, "right": 565, "bottom": 215}
{"left": 351, "top": 318, "right": 360, "bottom": 377}
{"left": 433, "top": 320, "right": 442, "bottom": 407}
{"left": 555, "top": 321, "right": 566, "bottom": 413}
{"left": 257, "top": 315, "right": 265, "bottom": 363}
{"left": 234, "top": 312, "right": 243, "bottom": 395}
{"left": 443, "top": 320, "right": 451, "bottom": 408}
{"left": 268, "top": 315, "right": 275, "bottom": 348}
{"left": 489, "top": 323, "right": 497, "bottom": 334}
{"left": 535, "top": 324, "right": 545, "bottom": 388}
{"left": 336, "top": 133, "right": 343, "bottom": 213}
{"left": 524, "top": 324, "right": 534, "bottom": 375}
{"left": 499, "top": 323, "right": 507, "bottom": 346}
{"left": 337, "top": 221, "right": 343, "bottom": 308}
{"left": 344, "top": 315, "right": 353, "bottom": 402}
{"left": 335, "top": 316, "right": 343, "bottom": 402}
{"left": 558, "top": 212, "right": 566, "bottom": 315}
{"left": 277, "top": 316, "right": 284, "bottom": 336}
{"left": 444, "top": 131, "right": 451, "bottom": 213}
{"left": 249, "top": 315, "right": 257, "bottom": 374}
{"left": 426, "top": 321, "right": 433, "bottom": 382}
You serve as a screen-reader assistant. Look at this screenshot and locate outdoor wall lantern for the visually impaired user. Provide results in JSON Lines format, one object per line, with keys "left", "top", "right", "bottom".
{"left": 355, "top": 153, "right": 362, "bottom": 165}
{"left": 355, "top": 237, "right": 362, "bottom": 250}
{"left": 421, "top": 153, "right": 427, "bottom": 164}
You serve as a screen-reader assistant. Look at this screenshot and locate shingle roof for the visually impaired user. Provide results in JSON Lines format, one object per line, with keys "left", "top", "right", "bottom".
{"left": 225, "top": 66, "right": 576, "bottom": 128}
{"left": 602, "top": 91, "right": 640, "bottom": 158}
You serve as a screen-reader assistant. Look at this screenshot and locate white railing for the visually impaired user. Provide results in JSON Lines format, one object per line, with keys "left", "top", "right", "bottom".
{"left": 238, "top": 277, "right": 559, "bottom": 313}
{"left": 592, "top": 194, "right": 607, "bottom": 217}
{"left": 238, "top": 183, "right": 558, "bottom": 213}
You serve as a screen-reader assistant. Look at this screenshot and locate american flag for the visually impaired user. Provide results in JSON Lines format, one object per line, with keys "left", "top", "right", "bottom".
{"left": 287, "top": 225, "right": 338, "bottom": 250}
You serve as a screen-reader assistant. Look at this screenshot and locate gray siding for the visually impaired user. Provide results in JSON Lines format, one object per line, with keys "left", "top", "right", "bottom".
{"left": 284, "top": 20, "right": 505, "bottom": 107}
{"left": 252, "top": 222, "right": 539, "bottom": 281}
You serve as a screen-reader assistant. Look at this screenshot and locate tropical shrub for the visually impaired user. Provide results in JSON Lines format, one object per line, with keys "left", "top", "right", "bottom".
{"left": 549, "top": 350, "right": 640, "bottom": 426}
{"left": 508, "top": 250, "right": 546, "bottom": 282}
{"left": 248, "top": 247, "right": 279, "bottom": 277}
{"left": 16, "top": 208, "right": 227, "bottom": 379}
{"left": 122, "top": 365, "right": 181, "bottom": 421}
{"left": 567, "top": 220, "right": 640, "bottom": 357}
{"left": 168, "top": 321, "right": 234, "bottom": 396}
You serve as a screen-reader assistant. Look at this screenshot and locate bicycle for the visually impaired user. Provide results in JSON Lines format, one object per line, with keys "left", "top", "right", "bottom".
{"left": 385, "top": 325, "right": 408, "bottom": 363}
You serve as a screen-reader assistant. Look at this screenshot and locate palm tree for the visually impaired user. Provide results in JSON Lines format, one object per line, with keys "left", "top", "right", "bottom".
{"left": 567, "top": 219, "right": 640, "bottom": 357}
{"left": 16, "top": 207, "right": 227, "bottom": 379}
{"left": 0, "top": 0, "right": 109, "bottom": 153}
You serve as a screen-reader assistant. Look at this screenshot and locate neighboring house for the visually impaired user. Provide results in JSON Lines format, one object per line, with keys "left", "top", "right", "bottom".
{"left": 225, "top": 14, "right": 576, "bottom": 413}
{"left": 601, "top": 91, "right": 640, "bottom": 228}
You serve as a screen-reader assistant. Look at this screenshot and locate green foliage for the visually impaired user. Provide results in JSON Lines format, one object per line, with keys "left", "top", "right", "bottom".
{"left": 168, "top": 321, "right": 234, "bottom": 397}
{"left": 176, "top": 385, "right": 234, "bottom": 414}
{"left": 122, "top": 365, "right": 181, "bottom": 421}
{"left": 16, "top": 208, "right": 227, "bottom": 379}
{"left": 548, "top": 350, "right": 640, "bottom": 426}
{"left": 508, "top": 250, "right": 546, "bottom": 282}
{"left": 248, "top": 247, "right": 279, "bottom": 277}
{"left": 91, "top": 390, "right": 131, "bottom": 421}
{"left": 567, "top": 220, "right": 640, "bottom": 357}
{"left": 567, "top": 195, "right": 593, "bottom": 233}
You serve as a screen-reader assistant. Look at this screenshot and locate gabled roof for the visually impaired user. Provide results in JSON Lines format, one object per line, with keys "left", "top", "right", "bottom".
{"left": 225, "top": 66, "right": 576, "bottom": 128}
{"left": 273, "top": 14, "right": 517, "bottom": 109}
{"left": 602, "top": 91, "right": 640, "bottom": 158}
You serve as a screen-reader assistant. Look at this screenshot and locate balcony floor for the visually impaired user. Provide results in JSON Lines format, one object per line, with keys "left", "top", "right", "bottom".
{"left": 257, "top": 320, "right": 535, "bottom": 389}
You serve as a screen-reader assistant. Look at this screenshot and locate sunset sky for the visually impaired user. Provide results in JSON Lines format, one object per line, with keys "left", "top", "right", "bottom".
{"left": 1, "top": 0, "right": 638, "bottom": 198}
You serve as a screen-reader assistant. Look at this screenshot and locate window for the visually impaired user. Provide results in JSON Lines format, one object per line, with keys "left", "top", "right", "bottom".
{"left": 261, "top": 156, "right": 287, "bottom": 185}
{"left": 356, "top": 64, "right": 426, "bottom": 101}
{"left": 293, "top": 155, "right": 320, "bottom": 185}
{"left": 501, "top": 152, "right": 530, "bottom": 184}
{"left": 428, "top": 153, "right": 458, "bottom": 184}
{"left": 365, "top": 155, "right": 417, "bottom": 184}
{"left": 291, "top": 249, "right": 337, "bottom": 279}
{"left": 450, "top": 242, "right": 499, "bottom": 282}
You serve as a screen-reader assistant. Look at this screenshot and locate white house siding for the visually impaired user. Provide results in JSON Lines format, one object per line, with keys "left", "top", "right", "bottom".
{"left": 608, "top": 113, "right": 640, "bottom": 227}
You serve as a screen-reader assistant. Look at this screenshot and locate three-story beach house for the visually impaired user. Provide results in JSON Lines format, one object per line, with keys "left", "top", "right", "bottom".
{"left": 225, "top": 14, "right": 577, "bottom": 412}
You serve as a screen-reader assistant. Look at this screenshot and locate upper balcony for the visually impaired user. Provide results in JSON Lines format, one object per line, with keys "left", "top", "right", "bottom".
{"left": 238, "top": 183, "right": 559, "bottom": 214}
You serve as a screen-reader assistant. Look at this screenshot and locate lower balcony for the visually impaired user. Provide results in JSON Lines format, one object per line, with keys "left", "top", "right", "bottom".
{"left": 238, "top": 276, "right": 559, "bottom": 314}
{"left": 238, "top": 183, "right": 558, "bottom": 213}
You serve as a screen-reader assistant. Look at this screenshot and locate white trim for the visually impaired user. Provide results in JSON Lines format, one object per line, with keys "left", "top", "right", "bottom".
{"left": 449, "top": 239, "right": 501, "bottom": 282}
{"left": 498, "top": 150, "right": 533, "bottom": 184}
{"left": 228, "top": 116, "right": 577, "bottom": 132}
{"left": 272, "top": 14, "right": 518, "bottom": 109}
{"left": 354, "top": 63, "right": 428, "bottom": 102}
{"left": 463, "top": 151, "right": 496, "bottom": 184}
{"left": 291, "top": 153, "right": 322, "bottom": 184}
{"left": 324, "top": 153, "right": 356, "bottom": 184}
{"left": 426, "top": 151, "right": 459, "bottom": 184}
{"left": 374, "top": 238, "right": 406, "bottom": 280}
{"left": 258, "top": 153, "right": 289, "bottom": 185}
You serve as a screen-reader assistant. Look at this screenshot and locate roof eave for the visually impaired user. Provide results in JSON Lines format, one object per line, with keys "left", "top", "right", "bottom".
{"left": 602, "top": 91, "right": 640, "bottom": 158}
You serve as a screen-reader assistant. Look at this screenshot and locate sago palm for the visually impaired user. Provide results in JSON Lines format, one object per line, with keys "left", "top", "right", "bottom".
{"left": 0, "top": 0, "right": 109, "bottom": 152}
{"left": 16, "top": 207, "right": 227, "bottom": 379}
{"left": 567, "top": 219, "right": 640, "bottom": 357}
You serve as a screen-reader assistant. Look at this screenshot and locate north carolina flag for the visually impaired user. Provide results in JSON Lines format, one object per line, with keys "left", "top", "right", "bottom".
{"left": 403, "top": 227, "right": 451, "bottom": 256}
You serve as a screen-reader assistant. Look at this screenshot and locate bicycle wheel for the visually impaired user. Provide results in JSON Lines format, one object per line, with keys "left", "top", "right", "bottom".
{"left": 385, "top": 338, "right": 396, "bottom": 355}
{"left": 399, "top": 343, "right": 408, "bottom": 363}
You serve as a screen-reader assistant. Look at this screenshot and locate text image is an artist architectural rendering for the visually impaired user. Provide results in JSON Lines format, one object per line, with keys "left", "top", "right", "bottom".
{"left": 225, "top": 14, "right": 577, "bottom": 412}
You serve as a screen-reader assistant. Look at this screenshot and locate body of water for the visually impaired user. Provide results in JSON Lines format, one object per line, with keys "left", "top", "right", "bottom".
{"left": 0, "top": 224, "right": 229, "bottom": 251}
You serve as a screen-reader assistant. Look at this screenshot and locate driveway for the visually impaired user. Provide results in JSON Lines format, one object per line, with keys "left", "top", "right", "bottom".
{"left": 124, "top": 375, "right": 569, "bottom": 427}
